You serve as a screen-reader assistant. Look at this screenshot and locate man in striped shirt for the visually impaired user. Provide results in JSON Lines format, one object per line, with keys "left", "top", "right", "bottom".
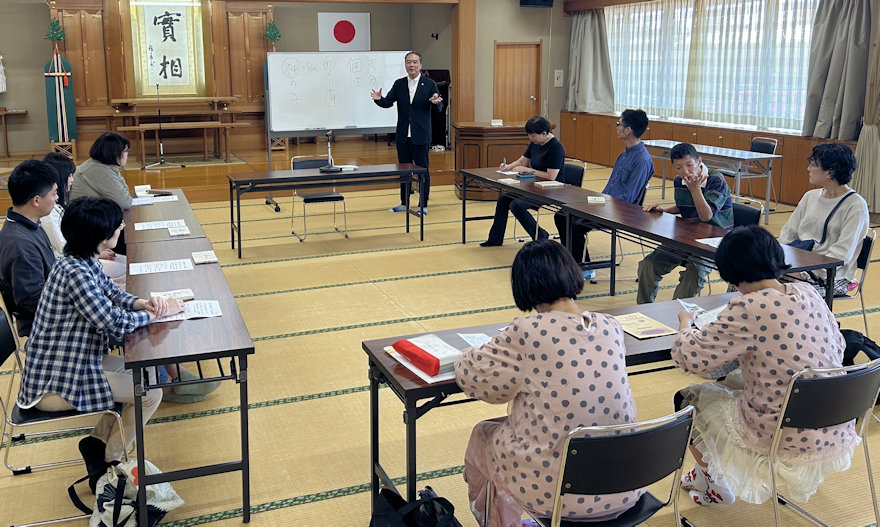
{"left": 637, "top": 142, "right": 733, "bottom": 303}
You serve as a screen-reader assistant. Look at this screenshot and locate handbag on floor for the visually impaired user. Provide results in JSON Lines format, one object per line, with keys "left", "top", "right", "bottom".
{"left": 370, "top": 486, "right": 463, "bottom": 527}
{"left": 68, "top": 459, "right": 184, "bottom": 527}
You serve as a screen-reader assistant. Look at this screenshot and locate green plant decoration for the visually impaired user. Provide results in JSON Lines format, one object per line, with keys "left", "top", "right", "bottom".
{"left": 46, "top": 18, "right": 65, "bottom": 42}
{"left": 264, "top": 20, "right": 281, "bottom": 43}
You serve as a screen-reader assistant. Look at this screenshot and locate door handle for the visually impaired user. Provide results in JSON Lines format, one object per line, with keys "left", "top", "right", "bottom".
{"left": 529, "top": 96, "right": 537, "bottom": 101}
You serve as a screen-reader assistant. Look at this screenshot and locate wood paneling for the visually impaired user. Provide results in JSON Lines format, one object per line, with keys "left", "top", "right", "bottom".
{"left": 227, "top": 9, "right": 269, "bottom": 104}
{"left": 59, "top": 8, "right": 109, "bottom": 107}
{"left": 493, "top": 41, "right": 542, "bottom": 123}
{"left": 451, "top": 0, "right": 476, "bottom": 129}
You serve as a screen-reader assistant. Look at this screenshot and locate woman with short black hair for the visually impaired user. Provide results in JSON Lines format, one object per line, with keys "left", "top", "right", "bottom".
{"left": 672, "top": 225, "right": 857, "bottom": 506}
{"left": 778, "top": 143, "right": 868, "bottom": 296}
{"left": 16, "top": 196, "right": 184, "bottom": 492}
{"left": 69, "top": 132, "right": 133, "bottom": 210}
{"left": 455, "top": 239, "right": 642, "bottom": 526}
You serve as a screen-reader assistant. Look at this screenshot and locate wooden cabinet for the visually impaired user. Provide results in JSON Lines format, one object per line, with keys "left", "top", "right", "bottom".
{"left": 226, "top": 8, "right": 270, "bottom": 104}
{"left": 558, "top": 112, "right": 592, "bottom": 161}
{"left": 58, "top": 6, "right": 110, "bottom": 108}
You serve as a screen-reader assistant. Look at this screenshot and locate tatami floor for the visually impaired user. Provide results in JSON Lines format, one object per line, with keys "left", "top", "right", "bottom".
{"left": 1, "top": 143, "right": 879, "bottom": 526}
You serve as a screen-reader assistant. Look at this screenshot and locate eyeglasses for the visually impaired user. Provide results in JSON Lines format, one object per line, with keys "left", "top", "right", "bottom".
{"left": 616, "top": 121, "right": 628, "bottom": 128}
{"left": 807, "top": 160, "right": 820, "bottom": 168}
{"left": 405, "top": 60, "right": 421, "bottom": 64}
{"left": 118, "top": 221, "right": 126, "bottom": 230}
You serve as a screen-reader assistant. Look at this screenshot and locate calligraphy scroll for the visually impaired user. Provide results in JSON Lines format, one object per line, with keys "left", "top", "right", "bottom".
{"left": 129, "top": 0, "right": 205, "bottom": 97}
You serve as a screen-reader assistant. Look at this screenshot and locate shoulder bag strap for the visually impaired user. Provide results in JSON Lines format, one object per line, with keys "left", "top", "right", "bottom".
{"left": 818, "top": 191, "right": 856, "bottom": 245}
{"left": 67, "top": 473, "right": 94, "bottom": 515}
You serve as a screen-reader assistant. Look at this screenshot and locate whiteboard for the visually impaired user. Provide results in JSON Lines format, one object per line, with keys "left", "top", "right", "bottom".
{"left": 266, "top": 51, "right": 408, "bottom": 133}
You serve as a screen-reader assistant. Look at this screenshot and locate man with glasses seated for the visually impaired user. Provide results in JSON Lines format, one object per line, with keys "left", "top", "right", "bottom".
{"left": 553, "top": 109, "right": 654, "bottom": 279}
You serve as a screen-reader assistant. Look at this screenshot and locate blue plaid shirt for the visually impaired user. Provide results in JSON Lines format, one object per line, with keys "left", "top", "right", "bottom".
{"left": 17, "top": 255, "right": 150, "bottom": 412}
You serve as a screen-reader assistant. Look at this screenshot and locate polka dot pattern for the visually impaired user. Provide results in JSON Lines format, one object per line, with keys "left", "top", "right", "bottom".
{"left": 671, "top": 282, "right": 855, "bottom": 453}
{"left": 455, "top": 311, "right": 642, "bottom": 519}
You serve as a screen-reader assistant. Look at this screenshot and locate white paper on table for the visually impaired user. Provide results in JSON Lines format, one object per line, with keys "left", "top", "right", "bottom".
{"left": 696, "top": 237, "right": 724, "bottom": 248}
{"left": 677, "top": 299, "right": 728, "bottom": 329}
{"left": 134, "top": 219, "right": 186, "bottom": 231}
{"left": 384, "top": 346, "right": 456, "bottom": 384}
{"left": 152, "top": 300, "right": 222, "bottom": 323}
{"left": 587, "top": 196, "right": 606, "bottom": 204}
{"left": 131, "top": 197, "right": 154, "bottom": 206}
{"left": 150, "top": 288, "right": 195, "bottom": 302}
{"left": 497, "top": 178, "right": 520, "bottom": 185}
{"left": 134, "top": 185, "right": 151, "bottom": 198}
{"left": 458, "top": 333, "right": 491, "bottom": 348}
{"left": 191, "top": 250, "right": 218, "bottom": 264}
{"left": 497, "top": 170, "right": 518, "bottom": 175}
{"left": 406, "top": 334, "right": 462, "bottom": 362}
{"left": 150, "top": 195, "right": 179, "bottom": 202}
{"left": 168, "top": 226, "right": 191, "bottom": 237}
{"left": 129, "top": 259, "right": 194, "bottom": 275}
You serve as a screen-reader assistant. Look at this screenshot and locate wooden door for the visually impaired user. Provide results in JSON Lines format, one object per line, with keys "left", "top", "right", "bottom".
{"left": 493, "top": 41, "right": 541, "bottom": 122}
{"left": 227, "top": 10, "right": 269, "bottom": 103}
{"left": 60, "top": 8, "right": 109, "bottom": 108}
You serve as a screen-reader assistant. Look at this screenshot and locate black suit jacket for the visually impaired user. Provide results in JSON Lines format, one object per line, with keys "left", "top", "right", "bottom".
{"left": 374, "top": 75, "right": 444, "bottom": 146}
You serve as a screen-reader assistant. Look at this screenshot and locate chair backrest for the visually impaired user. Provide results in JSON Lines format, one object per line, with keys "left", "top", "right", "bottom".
{"left": 635, "top": 181, "right": 650, "bottom": 206}
{"left": 0, "top": 307, "right": 18, "bottom": 368}
{"left": 290, "top": 157, "right": 328, "bottom": 170}
{"left": 732, "top": 202, "right": 762, "bottom": 227}
{"left": 556, "top": 162, "right": 585, "bottom": 187}
{"left": 751, "top": 136, "right": 778, "bottom": 155}
{"left": 856, "top": 229, "right": 875, "bottom": 272}
{"left": 779, "top": 359, "right": 880, "bottom": 431}
{"left": 557, "top": 406, "right": 694, "bottom": 495}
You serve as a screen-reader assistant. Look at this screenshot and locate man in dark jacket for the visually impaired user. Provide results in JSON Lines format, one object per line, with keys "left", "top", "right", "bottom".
{"left": 0, "top": 160, "right": 58, "bottom": 336}
{"left": 372, "top": 51, "right": 444, "bottom": 214}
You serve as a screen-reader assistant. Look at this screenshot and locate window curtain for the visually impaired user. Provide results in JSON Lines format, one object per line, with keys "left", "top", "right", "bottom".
{"left": 565, "top": 9, "right": 615, "bottom": 113}
{"left": 606, "top": 0, "right": 818, "bottom": 131}
{"left": 802, "top": 0, "right": 870, "bottom": 139}
{"left": 852, "top": 2, "right": 879, "bottom": 211}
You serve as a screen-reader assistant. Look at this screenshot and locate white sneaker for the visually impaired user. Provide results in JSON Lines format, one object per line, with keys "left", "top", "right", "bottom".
{"left": 582, "top": 269, "right": 596, "bottom": 280}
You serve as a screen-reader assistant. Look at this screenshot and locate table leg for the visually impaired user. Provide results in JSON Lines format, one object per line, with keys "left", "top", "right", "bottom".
{"left": 825, "top": 267, "right": 836, "bottom": 309}
{"left": 1, "top": 114, "right": 8, "bottom": 158}
{"left": 237, "top": 190, "right": 243, "bottom": 258}
{"left": 229, "top": 182, "right": 235, "bottom": 252}
{"left": 224, "top": 127, "right": 231, "bottom": 163}
{"left": 461, "top": 173, "right": 468, "bottom": 244}
{"left": 239, "top": 355, "right": 251, "bottom": 523}
{"left": 203, "top": 128, "right": 209, "bottom": 161}
{"left": 405, "top": 174, "right": 411, "bottom": 234}
{"left": 139, "top": 130, "right": 146, "bottom": 168}
{"left": 154, "top": 130, "right": 160, "bottom": 162}
{"left": 404, "top": 399, "right": 418, "bottom": 502}
{"left": 660, "top": 162, "right": 667, "bottom": 200}
{"left": 419, "top": 172, "right": 425, "bottom": 241}
{"left": 734, "top": 161, "right": 743, "bottom": 200}
{"left": 369, "top": 363, "right": 381, "bottom": 512}
{"left": 764, "top": 167, "right": 772, "bottom": 225}
{"left": 133, "top": 367, "right": 149, "bottom": 527}
{"left": 610, "top": 229, "right": 617, "bottom": 296}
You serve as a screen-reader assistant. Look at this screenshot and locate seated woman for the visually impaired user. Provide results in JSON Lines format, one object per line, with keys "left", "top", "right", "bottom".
{"left": 778, "top": 143, "right": 869, "bottom": 296}
{"left": 15, "top": 197, "right": 184, "bottom": 491}
{"left": 672, "top": 225, "right": 858, "bottom": 506}
{"left": 69, "top": 131, "right": 133, "bottom": 255}
{"left": 455, "top": 239, "right": 642, "bottom": 526}
{"left": 41, "top": 152, "right": 126, "bottom": 286}
{"left": 480, "top": 116, "right": 565, "bottom": 246}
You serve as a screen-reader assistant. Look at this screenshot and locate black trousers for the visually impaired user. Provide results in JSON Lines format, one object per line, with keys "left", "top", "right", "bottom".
{"left": 395, "top": 139, "right": 430, "bottom": 208}
{"left": 553, "top": 212, "right": 592, "bottom": 264}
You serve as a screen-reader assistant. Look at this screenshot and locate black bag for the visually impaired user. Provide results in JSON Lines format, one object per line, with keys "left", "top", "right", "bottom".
{"left": 841, "top": 329, "right": 880, "bottom": 404}
{"left": 788, "top": 238, "right": 815, "bottom": 251}
{"left": 370, "top": 486, "right": 463, "bottom": 527}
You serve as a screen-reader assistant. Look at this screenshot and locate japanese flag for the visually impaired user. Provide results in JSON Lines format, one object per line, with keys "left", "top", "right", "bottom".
{"left": 318, "top": 13, "right": 371, "bottom": 51}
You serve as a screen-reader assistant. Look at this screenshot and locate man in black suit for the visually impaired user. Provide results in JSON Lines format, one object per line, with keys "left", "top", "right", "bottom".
{"left": 371, "top": 51, "right": 444, "bottom": 214}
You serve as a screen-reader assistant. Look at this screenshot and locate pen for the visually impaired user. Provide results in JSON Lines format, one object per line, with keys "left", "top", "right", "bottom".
{"left": 503, "top": 156, "right": 507, "bottom": 166}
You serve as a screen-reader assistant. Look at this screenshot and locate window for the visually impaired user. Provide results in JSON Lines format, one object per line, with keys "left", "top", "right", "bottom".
{"left": 606, "top": 0, "right": 818, "bottom": 132}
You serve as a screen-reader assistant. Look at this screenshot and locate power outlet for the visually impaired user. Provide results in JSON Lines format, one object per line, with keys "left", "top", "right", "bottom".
{"left": 553, "top": 69, "right": 564, "bottom": 88}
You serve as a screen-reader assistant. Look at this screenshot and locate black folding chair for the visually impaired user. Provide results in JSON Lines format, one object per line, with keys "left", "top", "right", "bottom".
{"left": 289, "top": 156, "right": 348, "bottom": 241}
{"left": 765, "top": 359, "right": 880, "bottom": 527}
{"left": 514, "top": 161, "right": 586, "bottom": 242}
{"left": 485, "top": 405, "right": 694, "bottom": 527}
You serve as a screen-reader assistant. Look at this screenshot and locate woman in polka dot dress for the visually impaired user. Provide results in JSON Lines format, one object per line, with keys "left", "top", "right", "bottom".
{"left": 455, "top": 239, "right": 643, "bottom": 527}
{"left": 671, "top": 225, "right": 858, "bottom": 506}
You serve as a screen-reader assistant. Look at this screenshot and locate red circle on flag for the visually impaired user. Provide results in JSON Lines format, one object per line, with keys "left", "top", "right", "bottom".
{"left": 333, "top": 20, "right": 356, "bottom": 44}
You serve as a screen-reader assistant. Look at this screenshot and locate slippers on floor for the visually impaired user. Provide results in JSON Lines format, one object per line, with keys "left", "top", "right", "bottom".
{"left": 167, "top": 369, "right": 221, "bottom": 396}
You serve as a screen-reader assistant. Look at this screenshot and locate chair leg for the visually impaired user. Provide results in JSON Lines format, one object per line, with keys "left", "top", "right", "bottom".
{"left": 484, "top": 479, "right": 492, "bottom": 527}
{"left": 776, "top": 494, "right": 830, "bottom": 527}
{"left": 863, "top": 438, "right": 880, "bottom": 526}
{"left": 339, "top": 201, "right": 349, "bottom": 238}
{"left": 861, "top": 294, "right": 869, "bottom": 338}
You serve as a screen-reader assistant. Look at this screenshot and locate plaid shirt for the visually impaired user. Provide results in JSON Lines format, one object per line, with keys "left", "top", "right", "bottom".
{"left": 17, "top": 255, "right": 149, "bottom": 412}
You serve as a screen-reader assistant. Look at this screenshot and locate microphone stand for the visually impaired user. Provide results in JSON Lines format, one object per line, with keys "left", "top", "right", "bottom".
{"left": 143, "top": 83, "right": 184, "bottom": 170}
{"left": 319, "top": 130, "right": 342, "bottom": 173}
